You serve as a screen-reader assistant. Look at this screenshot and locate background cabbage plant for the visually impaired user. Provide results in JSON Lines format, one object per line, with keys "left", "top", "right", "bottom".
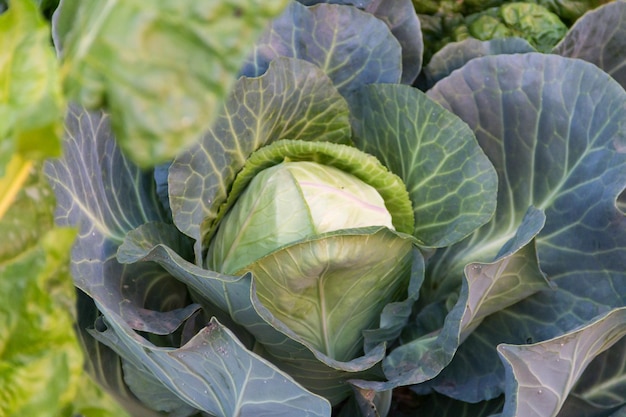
{"left": 2, "top": 0, "right": 626, "bottom": 416}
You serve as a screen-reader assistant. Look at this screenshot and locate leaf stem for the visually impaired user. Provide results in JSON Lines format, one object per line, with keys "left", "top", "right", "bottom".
{"left": 0, "top": 155, "right": 33, "bottom": 220}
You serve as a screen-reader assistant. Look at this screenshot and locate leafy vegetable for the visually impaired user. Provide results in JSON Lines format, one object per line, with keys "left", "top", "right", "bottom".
{"left": 464, "top": 2, "right": 568, "bottom": 52}
{"left": 0, "top": 170, "right": 79, "bottom": 417}
{"left": 415, "top": 0, "right": 607, "bottom": 63}
{"left": 5, "top": 0, "right": 626, "bottom": 416}
{"left": 0, "top": 0, "right": 62, "bottom": 217}
{"left": 54, "top": 0, "right": 289, "bottom": 167}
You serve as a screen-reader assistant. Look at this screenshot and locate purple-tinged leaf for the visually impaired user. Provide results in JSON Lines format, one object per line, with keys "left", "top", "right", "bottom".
{"left": 498, "top": 307, "right": 626, "bottom": 417}
{"left": 554, "top": 1, "right": 626, "bottom": 88}
{"left": 241, "top": 2, "right": 401, "bottom": 97}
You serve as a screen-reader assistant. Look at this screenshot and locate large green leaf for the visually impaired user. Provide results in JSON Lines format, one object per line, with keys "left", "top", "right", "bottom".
{"left": 53, "top": 0, "right": 288, "bottom": 168}
{"left": 0, "top": 0, "right": 62, "bottom": 172}
{"left": 168, "top": 57, "right": 352, "bottom": 259}
{"left": 0, "top": 166, "right": 80, "bottom": 417}
{"left": 498, "top": 307, "right": 626, "bottom": 417}
{"left": 240, "top": 1, "right": 401, "bottom": 96}
{"left": 350, "top": 83, "right": 497, "bottom": 248}
{"left": 0, "top": 0, "right": 62, "bottom": 219}
{"left": 553, "top": 0, "right": 626, "bottom": 88}
{"left": 424, "top": 53, "right": 626, "bottom": 402}
{"left": 0, "top": 230, "right": 80, "bottom": 417}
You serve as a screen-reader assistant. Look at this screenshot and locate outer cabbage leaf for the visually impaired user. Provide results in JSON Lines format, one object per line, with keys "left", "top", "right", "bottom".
{"left": 352, "top": 207, "right": 549, "bottom": 392}
{"left": 423, "top": 37, "right": 535, "bottom": 89}
{"left": 572, "top": 336, "right": 626, "bottom": 409}
{"left": 53, "top": 0, "right": 288, "bottom": 168}
{"left": 91, "top": 313, "right": 331, "bottom": 417}
{"left": 553, "top": 0, "right": 626, "bottom": 88}
{"left": 362, "top": 0, "right": 422, "bottom": 85}
{"left": 498, "top": 307, "right": 626, "bottom": 417}
{"left": 240, "top": 1, "right": 401, "bottom": 97}
{"left": 350, "top": 83, "right": 497, "bottom": 248}
{"left": 406, "top": 393, "right": 504, "bottom": 417}
{"left": 45, "top": 105, "right": 195, "bottom": 336}
{"left": 74, "top": 292, "right": 160, "bottom": 417}
{"left": 168, "top": 57, "right": 352, "bottom": 259}
{"left": 294, "top": 0, "right": 423, "bottom": 84}
{"left": 425, "top": 53, "right": 626, "bottom": 402}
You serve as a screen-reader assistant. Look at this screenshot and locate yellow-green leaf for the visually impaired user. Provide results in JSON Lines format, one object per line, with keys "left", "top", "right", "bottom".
{"left": 0, "top": 0, "right": 63, "bottom": 175}
{"left": 55, "top": 0, "right": 289, "bottom": 167}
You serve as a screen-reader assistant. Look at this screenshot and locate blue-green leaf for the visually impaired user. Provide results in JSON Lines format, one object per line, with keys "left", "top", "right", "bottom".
{"left": 241, "top": 1, "right": 401, "bottom": 97}
{"left": 554, "top": 1, "right": 626, "bottom": 88}
{"left": 424, "top": 37, "right": 535, "bottom": 89}
{"left": 44, "top": 105, "right": 202, "bottom": 414}
{"left": 45, "top": 105, "right": 194, "bottom": 336}
{"left": 363, "top": 207, "right": 549, "bottom": 390}
{"left": 46, "top": 104, "right": 331, "bottom": 415}
{"left": 425, "top": 52, "right": 626, "bottom": 402}
{"left": 294, "top": 0, "right": 422, "bottom": 84}
{"left": 361, "top": 0, "right": 423, "bottom": 85}
{"left": 350, "top": 83, "right": 497, "bottom": 247}
{"left": 92, "top": 313, "right": 331, "bottom": 417}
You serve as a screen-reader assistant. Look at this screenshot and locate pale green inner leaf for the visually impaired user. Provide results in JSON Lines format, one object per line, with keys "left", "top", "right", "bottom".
{"left": 247, "top": 229, "right": 414, "bottom": 362}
